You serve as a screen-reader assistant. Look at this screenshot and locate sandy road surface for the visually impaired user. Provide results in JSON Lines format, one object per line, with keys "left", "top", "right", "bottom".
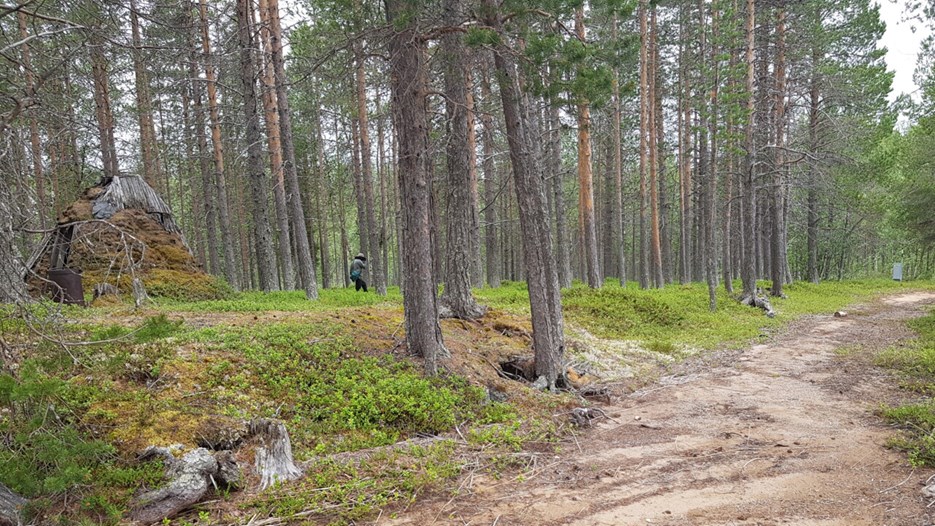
{"left": 386, "top": 291, "right": 935, "bottom": 526}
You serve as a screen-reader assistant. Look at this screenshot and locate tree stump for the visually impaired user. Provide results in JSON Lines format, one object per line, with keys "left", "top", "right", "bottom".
{"left": 130, "top": 446, "right": 241, "bottom": 524}
{"left": 0, "top": 483, "right": 26, "bottom": 526}
{"left": 249, "top": 418, "right": 303, "bottom": 490}
{"left": 739, "top": 292, "right": 776, "bottom": 318}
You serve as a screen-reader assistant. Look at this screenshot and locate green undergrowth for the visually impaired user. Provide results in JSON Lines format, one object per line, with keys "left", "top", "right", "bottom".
{"left": 0, "top": 311, "right": 524, "bottom": 524}
{"left": 153, "top": 286, "right": 403, "bottom": 312}
{"left": 878, "top": 309, "right": 935, "bottom": 466}
{"left": 478, "top": 278, "right": 930, "bottom": 349}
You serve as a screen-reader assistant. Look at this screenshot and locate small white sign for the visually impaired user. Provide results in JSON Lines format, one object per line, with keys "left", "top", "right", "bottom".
{"left": 893, "top": 263, "right": 903, "bottom": 281}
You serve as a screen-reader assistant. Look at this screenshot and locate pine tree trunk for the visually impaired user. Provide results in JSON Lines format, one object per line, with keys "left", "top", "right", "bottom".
{"left": 237, "top": 0, "right": 277, "bottom": 292}
{"left": 770, "top": 5, "right": 786, "bottom": 297}
{"left": 807, "top": 47, "right": 820, "bottom": 284}
{"left": 677, "top": 4, "right": 691, "bottom": 285}
{"left": 480, "top": 61, "right": 501, "bottom": 288}
{"left": 575, "top": 9, "right": 602, "bottom": 289}
{"left": 257, "top": 0, "right": 295, "bottom": 291}
{"left": 386, "top": 0, "right": 446, "bottom": 374}
{"left": 355, "top": 44, "right": 386, "bottom": 295}
{"left": 741, "top": 0, "right": 757, "bottom": 298}
{"left": 315, "top": 109, "right": 332, "bottom": 288}
{"left": 612, "top": 16, "right": 626, "bottom": 286}
{"left": 199, "top": 0, "right": 240, "bottom": 290}
{"left": 90, "top": 35, "right": 119, "bottom": 181}
{"left": 483, "top": 0, "right": 565, "bottom": 387}
{"left": 706, "top": 2, "right": 720, "bottom": 311}
{"left": 265, "top": 0, "right": 318, "bottom": 299}
{"left": 130, "top": 0, "right": 164, "bottom": 195}
{"left": 550, "top": 93, "right": 571, "bottom": 288}
{"left": 638, "top": 0, "right": 651, "bottom": 289}
{"left": 439, "top": 0, "right": 484, "bottom": 317}
{"left": 648, "top": 6, "right": 664, "bottom": 288}
{"left": 654, "top": 22, "right": 671, "bottom": 285}
{"left": 18, "top": 11, "right": 45, "bottom": 227}
{"left": 187, "top": 0, "right": 219, "bottom": 275}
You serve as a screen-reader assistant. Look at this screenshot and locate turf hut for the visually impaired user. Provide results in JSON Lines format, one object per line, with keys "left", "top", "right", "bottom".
{"left": 26, "top": 175, "right": 229, "bottom": 303}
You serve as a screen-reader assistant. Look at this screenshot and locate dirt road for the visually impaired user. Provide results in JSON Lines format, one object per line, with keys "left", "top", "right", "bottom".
{"left": 386, "top": 291, "right": 935, "bottom": 526}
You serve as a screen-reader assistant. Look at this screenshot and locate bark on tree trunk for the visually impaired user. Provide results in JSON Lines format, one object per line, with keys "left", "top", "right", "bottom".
{"left": 677, "top": 4, "right": 691, "bottom": 285}
{"left": 315, "top": 108, "right": 332, "bottom": 288}
{"left": 199, "top": 0, "right": 240, "bottom": 290}
{"left": 18, "top": 11, "right": 45, "bottom": 228}
{"left": 265, "top": 0, "right": 319, "bottom": 299}
{"left": 439, "top": 0, "right": 484, "bottom": 318}
{"left": 187, "top": 0, "right": 220, "bottom": 276}
{"left": 807, "top": 45, "right": 820, "bottom": 284}
{"left": 257, "top": 0, "right": 296, "bottom": 291}
{"left": 576, "top": 9, "right": 602, "bottom": 289}
{"left": 638, "top": 0, "right": 651, "bottom": 290}
{"left": 648, "top": 5, "right": 664, "bottom": 288}
{"left": 480, "top": 60, "right": 501, "bottom": 288}
{"left": 237, "top": 0, "right": 277, "bottom": 292}
{"left": 90, "top": 36, "right": 119, "bottom": 182}
{"left": 550, "top": 93, "right": 571, "bottom": 288}
{"left": 483, "top": 0, "right": 565, "bottom": 387}
{"left": 355, "top": 37, "right": 387, "bottom": 295}
{"left": 130, "top": 0, "right": 164, "bottom": 195}
{"left": 386, "top": 0, "right": 446, "bottom": 375}
{"left": 612, "top": 16, "right": 626, "bottom": 286}
{"left": 770, "top": 5, "right": 787, "bottom": 297}
{"left": 741, "top": 0, "right": 757, "bottom": 298}
{"left": 706, "top": 2, "right": 720, "bottom": 312}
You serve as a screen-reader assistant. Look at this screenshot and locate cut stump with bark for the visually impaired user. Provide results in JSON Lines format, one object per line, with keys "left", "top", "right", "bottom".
{"left": 249, "top": 418, "right": 303, "bottom": 490}
{"left": 0, "top": 483, "right": 26, "bottom": 526}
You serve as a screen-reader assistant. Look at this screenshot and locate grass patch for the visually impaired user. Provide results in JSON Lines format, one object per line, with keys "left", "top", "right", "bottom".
{"left": 878, "top": 308, "right": 935, "bottom": 466}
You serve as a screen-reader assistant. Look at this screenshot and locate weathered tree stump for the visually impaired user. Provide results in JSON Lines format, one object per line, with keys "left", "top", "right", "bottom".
{"left": 0, "top": 482, "right": 26, "bottom": 526}
{"left": 249, "top": 418, "right": 303, "bottom": 490}
{"left": 130, "top": 446, "right": 241, "bottom": 524}
{"left": 739, "top": 292, "right": 776, "bottom": 318}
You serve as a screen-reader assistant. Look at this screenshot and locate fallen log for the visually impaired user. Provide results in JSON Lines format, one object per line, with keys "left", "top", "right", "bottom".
{"left": 0, "top": 483, "right": 26, "bottom": 526}
{"left": 249, "top": 418, "right": 303, "bottom": 490}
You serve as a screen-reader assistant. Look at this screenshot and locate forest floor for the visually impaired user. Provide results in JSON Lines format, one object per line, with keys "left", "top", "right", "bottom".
{"left": 383, "top": 291, "right": 935, "bottom": 526}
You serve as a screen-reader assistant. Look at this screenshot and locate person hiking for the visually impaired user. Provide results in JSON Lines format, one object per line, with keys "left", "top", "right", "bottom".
{"left": 350, "top": 253, "right": 368, "bottom": 292}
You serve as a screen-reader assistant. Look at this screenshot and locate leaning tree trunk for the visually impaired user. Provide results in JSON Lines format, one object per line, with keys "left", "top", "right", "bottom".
{"left": 386, "top": 0, "right": 446, "bottom": 375}
{"left": 236, "top": 0, "right": 277, "bottom": 292}
{"left": 483, "top": 0, "right": 565, "bottom": 387}
{"left": 439, "top": 0, "right": 484, "bottom": 318}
